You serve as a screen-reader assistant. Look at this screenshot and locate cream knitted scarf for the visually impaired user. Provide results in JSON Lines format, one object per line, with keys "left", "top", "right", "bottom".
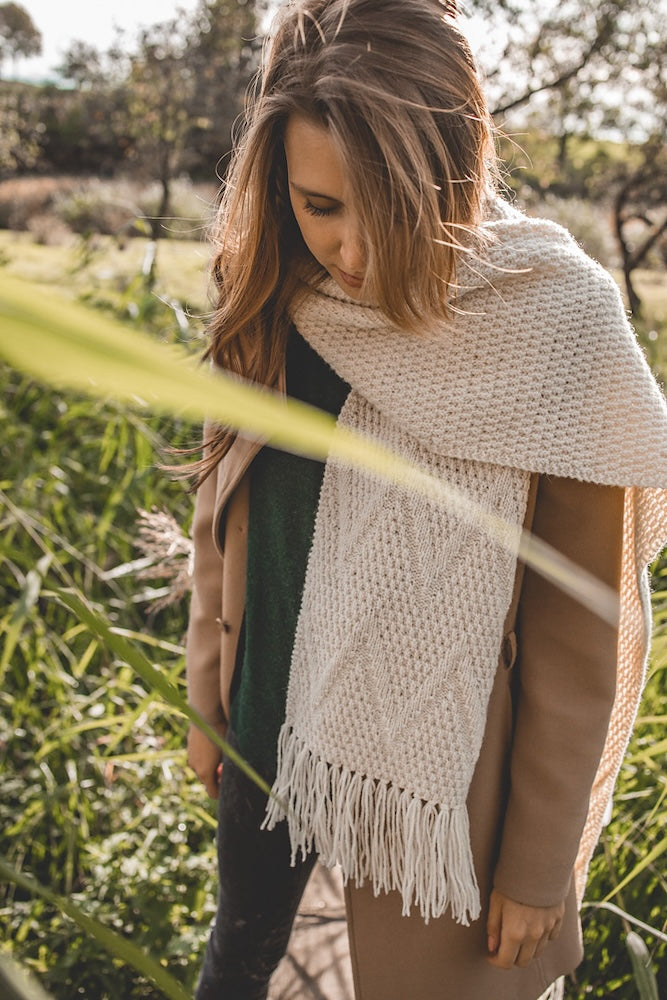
{"left": 263, "top": 198, "right": 667, "bottom": 924}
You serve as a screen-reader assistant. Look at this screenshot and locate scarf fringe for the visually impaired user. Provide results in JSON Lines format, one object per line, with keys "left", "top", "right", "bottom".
{"left": 537, "top": 977, "right": 564, "bottom": 1000}
{"left": 262, "top": 724, "right": 481, "bottom": 925}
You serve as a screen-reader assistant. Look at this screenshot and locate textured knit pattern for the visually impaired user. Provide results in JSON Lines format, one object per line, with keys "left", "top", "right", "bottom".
{"left": 267, "top": 397, "right": 530, "bottom": 923}
{"left": 263, "top": 197, "right": 667, "bottom": 924}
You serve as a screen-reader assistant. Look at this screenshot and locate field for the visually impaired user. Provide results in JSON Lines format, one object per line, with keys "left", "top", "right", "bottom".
{"left": 1, "top": 228, "right": 666, "bottom": 999}
{"left": 0, "top": 230, "right": 212, "bottom": 325}
{"left": 1, "top": 227, "right": 665, "bottom": 337}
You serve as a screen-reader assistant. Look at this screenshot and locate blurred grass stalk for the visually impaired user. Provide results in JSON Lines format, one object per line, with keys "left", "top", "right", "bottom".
{"left": 0, "top": 951, "right": 56, "bottom": 1000}
{"left": 0, "top": 272, "right": 619, "bottom": 627}
{"left": 626, "top": 931, "right": 660, "bottom": 1000}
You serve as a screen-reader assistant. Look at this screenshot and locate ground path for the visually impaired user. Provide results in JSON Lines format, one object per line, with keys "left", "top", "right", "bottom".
{"left": 269, "top": 866, "right": 354, "bottom": 1000}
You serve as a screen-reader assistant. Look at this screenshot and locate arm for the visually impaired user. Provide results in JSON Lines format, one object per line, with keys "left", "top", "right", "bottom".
{"left": 488, "top": 476, "right": 625, "bottom": 968}
{"left": 185, "top": 430, "right": 226, "bottom": 797}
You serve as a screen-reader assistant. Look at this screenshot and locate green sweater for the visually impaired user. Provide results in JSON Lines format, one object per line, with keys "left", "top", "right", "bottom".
{"left": 229, "top": 327, "right": 350, "bottom": 781}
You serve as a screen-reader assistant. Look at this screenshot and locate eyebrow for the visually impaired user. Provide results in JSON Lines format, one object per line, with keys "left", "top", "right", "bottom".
{"left": 289, "top": 181, "right": 342, "bottom": 203}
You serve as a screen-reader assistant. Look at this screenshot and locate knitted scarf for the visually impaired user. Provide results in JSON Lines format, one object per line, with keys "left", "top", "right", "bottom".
{"left": 263, "top": 198, "right": 667, "bottom": 924}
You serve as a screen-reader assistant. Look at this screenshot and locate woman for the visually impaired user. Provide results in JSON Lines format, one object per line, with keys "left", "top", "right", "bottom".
{"left": 185, "top": 1, "right": 667, "bottom": 997}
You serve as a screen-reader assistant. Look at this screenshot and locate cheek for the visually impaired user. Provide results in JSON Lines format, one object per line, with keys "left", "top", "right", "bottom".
{"left": 289, "top": 198, "right": 331, "bottom": 262}
{"left": 294, "top": 213, "right": 331, "bottom": 263}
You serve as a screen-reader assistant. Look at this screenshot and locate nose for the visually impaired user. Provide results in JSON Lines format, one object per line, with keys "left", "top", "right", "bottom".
{"left": 339, "top": 218, "right": 366, "bottom": 275}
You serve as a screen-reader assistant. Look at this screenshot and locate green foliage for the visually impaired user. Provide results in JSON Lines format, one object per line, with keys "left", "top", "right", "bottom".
{"left": 0, "top": 2, "right": 41, "bottom": 68}
{"left": 0, "top": 0, "right": 261, "bottom": 186}
{"left": 0, "top": 82, "right": 44, "bottom": 176}
{"left": 0, "top": 859, "right": 190, "bottom": 1000}
{"left": 499, "top": 130, "right": 643, "bottom": 205}
{"left": 568, "top": 554, "right": 667, "bottom": 998}
{"left": 0, "top": 358, "right": 218, "bottom": 997}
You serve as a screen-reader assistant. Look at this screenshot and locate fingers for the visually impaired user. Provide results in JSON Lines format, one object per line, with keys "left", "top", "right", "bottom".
{"left": 486, "top": 889, "right": 502, "bottom": 956}
{"left": 489, "top": 927, "right": 540, "bottom": 970}
{"left": 533, "top": 930, "right": 551, "bottom": 960}
{"left": 199, "top": 761, "right": 221, "bottom": 799}
{"left": 515, "top": 935, "right": 544, "bottom": 968}
{"left": 203, "top": 770, "right": 221, "bottom": 799}
{"left": 486, "top": 890, "right": 565, "bottom": 971}
{"left": 187, "top": 724, "right": 223, "bottom": 798}
{"left": 489, "top": 931, "right": 521, "bottom": 970}
{"left": 549, "top": 916, "right": 563, "bottom": 942}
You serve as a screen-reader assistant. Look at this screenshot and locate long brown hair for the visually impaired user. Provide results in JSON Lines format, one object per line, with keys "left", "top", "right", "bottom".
{"left": 194, "top": 0, "right": 495, "bottom": 484}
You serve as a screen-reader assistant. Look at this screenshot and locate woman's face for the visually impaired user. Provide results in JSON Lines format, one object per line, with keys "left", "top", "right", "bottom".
{"left": 284, "top": 114, "right": 368, "bottom": 298}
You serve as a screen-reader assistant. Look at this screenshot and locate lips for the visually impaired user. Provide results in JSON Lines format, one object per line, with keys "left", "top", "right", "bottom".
{"left": 337, "top": 267, "right": 364, "bottom": 289}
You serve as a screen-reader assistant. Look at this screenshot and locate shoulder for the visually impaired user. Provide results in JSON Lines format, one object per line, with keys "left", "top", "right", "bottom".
{"left": 467, "top": 197, "right": 629, "bottom": 341}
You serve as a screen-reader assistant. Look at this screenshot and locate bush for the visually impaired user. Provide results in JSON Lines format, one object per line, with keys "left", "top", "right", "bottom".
{"left": 522, "top": 193, "right": 619, "bottom": 269}
{"left": 133, "top": 178, "right": 218, "bottom": 241}
{"left": 0, "top": 176, "right": 79, "bottom": 231}
{"left": 54, "top": 180, "right": 142, "bottom": 238}
{"left": 25, "top": 212, "right": 73, "bottom": 246}
{"left": 0, "top": 175, "right": 218, "bottom": 241}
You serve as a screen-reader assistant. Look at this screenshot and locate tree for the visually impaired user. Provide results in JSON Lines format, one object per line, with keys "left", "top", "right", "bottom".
{"left": 613, "top": 134, "right": 667, "bottom": 317}
{"left": 466, "top": 0, "right": 666, "bottom": 138}
{"left": 466, "top": 0, "right": 667, "bottom": 302}
{"left": 0, "top": 2, "right": 41, "bottom": 76}
{"left": 184, "top": 0, "right": 266, "bottom": 173}
{"left": 27, "top": 1, "right": 263, "bottom": 192}
{"left": 121, "top": 0, "right": 264, "bottom": 236}
{"left": 58, "top": 40, "right": 108, "bottom": 90}
{"left": 125, "top": 17, "right": 196, "bottom": 237}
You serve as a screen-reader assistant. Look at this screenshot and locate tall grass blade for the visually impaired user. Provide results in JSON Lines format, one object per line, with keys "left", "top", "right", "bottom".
{"left": 0, "top": 273, "right": 619, "bottom": 625}
{"left": 625, "top": 930, "right": 659, "bottom": 1000}
{"left": 0, "top": 858, "right": 189, "bottom": 1000}
{"left": 603, "top": 833, "right": 667, "bottom": 900}
{"left": 52, "top": 587, "right": 273, "bottom": 798}
{"left": 0, "top": 954, "right": 55, "bottom": 1000}
{"left": 580, "top": 901, "right": 667, "bottom": 945}
{"left": 0, "top": 553, "right": 51, "bottom": 683}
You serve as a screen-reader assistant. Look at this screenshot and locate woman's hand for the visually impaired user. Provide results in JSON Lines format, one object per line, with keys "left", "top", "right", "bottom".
{"left": 486, "top": 888, "right": 564, "bottom": 970}
{"left": 187, "top": 722, "right": 226, "bottom": 798}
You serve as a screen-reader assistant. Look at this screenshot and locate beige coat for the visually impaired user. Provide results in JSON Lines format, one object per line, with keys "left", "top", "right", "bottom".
{"left": 186, "top": 424, "right": 624, "bottom": 1000}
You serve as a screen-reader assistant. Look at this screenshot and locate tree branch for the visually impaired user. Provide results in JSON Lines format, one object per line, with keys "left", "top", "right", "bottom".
{"left": 491, "top": 8, "right": 614, "bottom": 116}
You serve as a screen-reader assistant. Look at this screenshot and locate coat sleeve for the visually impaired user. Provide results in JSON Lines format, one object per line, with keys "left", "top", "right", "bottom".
{"left": 492, "top": 475, "right": 625, "bottom": 907}
{"left": 185, "top": 429, "right": 226, "bottom": 728}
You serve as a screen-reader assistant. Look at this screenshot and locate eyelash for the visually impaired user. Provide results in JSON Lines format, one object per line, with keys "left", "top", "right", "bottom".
{"left": 304, "top": 200, "right": 336, "bottom": 218}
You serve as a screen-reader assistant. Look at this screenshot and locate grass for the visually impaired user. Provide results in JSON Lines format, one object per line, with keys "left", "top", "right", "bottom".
{"left": 0, "top": 230, "right": 212, "bottom": 320}
{"left": 0, "top": 365, "right": 214, "bottom": 997}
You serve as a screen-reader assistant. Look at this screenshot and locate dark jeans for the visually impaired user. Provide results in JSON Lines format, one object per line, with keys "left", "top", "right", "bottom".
{"left": 195, "top": 747, "right": 317, "bottom": 1000}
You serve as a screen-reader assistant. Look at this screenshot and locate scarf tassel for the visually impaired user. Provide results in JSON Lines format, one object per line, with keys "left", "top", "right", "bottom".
{"left": 537, "top": 978, "right": 564, "bottom": 1000}
{"left": 263, "top": 724, "right": 481, "bottom": 925}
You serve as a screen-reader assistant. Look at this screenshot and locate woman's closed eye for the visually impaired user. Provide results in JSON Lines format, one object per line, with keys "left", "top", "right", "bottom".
{"left": 304, "top": 200, "right": 338, "bottom": 218}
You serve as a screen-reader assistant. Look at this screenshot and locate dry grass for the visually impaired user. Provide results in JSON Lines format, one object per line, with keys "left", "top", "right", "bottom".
{"left": 0, "top": 230, "right": 212, "bottom": 315}
{"left": 0, "top": 175, "right": 80, "bottom": 230}
{"left": 0, "top": 175, "right": 218, "bottom": 242}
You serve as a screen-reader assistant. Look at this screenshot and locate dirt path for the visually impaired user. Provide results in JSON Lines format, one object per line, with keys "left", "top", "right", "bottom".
{"left": 269, "top": 866, "right": 354, "bottom": 1000}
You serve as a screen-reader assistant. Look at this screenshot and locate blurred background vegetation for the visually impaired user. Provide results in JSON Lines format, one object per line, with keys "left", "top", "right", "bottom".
{"left": 0, "top": 0, "right": 666, "bottom": 997}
